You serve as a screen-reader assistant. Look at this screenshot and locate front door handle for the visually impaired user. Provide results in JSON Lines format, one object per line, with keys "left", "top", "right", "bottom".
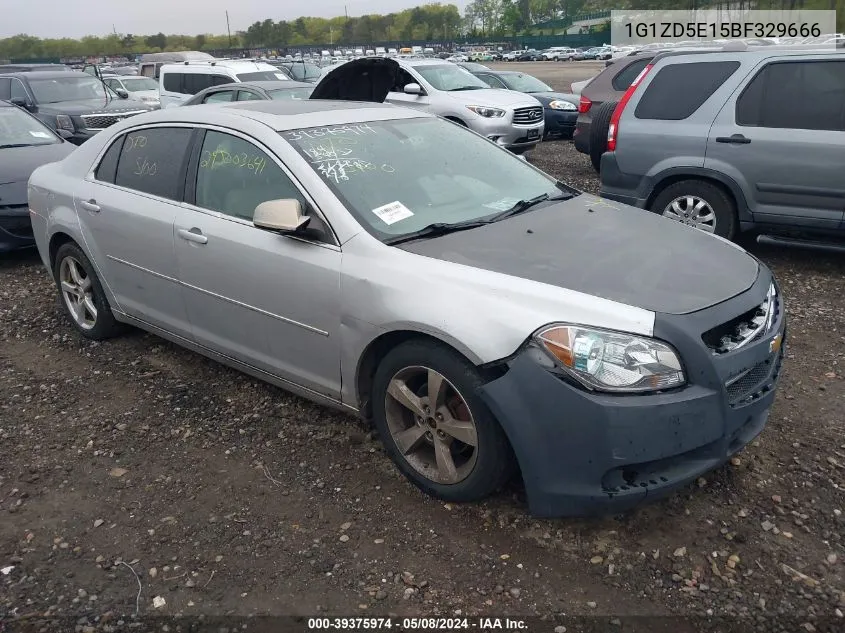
{"left": 715, "top": 134, "right": 751, "bottom": 144}
{"left": 79, "top": 199, "right": 100, "bottom": 212}
{"left": 177, "top": 227, "right": 208, "bottom": 244}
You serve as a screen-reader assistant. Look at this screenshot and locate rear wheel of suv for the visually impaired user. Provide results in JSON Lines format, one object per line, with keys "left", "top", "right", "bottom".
{"left": 650, "top": 180, "right": 737, "bottom": 240}
{"left": 589, "top": 100, "right": 617, "bottom": 173}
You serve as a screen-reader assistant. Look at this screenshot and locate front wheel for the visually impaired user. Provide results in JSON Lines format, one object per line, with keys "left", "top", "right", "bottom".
{"left": 649, "top": 180, "right": 738, "bottom": 240}
{"left": 371, "top": 340, "right": 515, "bottom": 502}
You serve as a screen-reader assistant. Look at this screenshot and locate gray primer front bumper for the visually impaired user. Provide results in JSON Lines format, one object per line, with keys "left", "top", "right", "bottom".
{"left": 478, "top": 268, "right": 785, "bottom": 517}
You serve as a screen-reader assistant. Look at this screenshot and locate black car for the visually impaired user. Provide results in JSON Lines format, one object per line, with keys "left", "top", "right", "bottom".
{"left": 470, "top": 69, "right": 580, "bottom": 138}
{"left": 0, "top": 71, "right": 156, "bottom": 145}
{"left": 0, "top": 100, "right": 74, "bottom": 251}
{"left": 0, "top": 63, "right": 68, "bottom": 73}
{"left": 181, "top": 80, "right": 314, "bottom": 106}
{"left": 516, "top": 50, "right": 543, "bottom": 62}
{"left": 270, "top": 61, "right": 323, "bottom": 83}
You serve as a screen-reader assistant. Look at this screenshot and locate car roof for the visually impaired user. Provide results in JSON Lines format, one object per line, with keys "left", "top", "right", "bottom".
{"left": 206, "top": 80, "right": 313, "bottom": 90}
{"left": 121, "top": 99, "right": 430, "bottom": 132}
{"left": 401, "top": 59, "right": 452, "bottom": 67}
{"left": 159, "top": 60, "right": 279, "bottom": 71}
{"left": 0, "top": 70, "right": 88, "bottom": 79}
{"left": 652, "top": 43, "right": 845, "bottom": 64}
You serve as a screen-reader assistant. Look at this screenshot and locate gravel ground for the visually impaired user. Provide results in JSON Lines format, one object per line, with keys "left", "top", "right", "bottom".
{"left": 1, "top": 61, "right": 844, "bottom": 631}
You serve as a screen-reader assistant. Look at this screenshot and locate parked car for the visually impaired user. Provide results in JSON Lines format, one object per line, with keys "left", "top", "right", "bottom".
{"left": 600, "top": 47, "right": 845, "bottom": 244}
{"left": 0, "top": 71, "right": 155, "bottom": 145}
{"left": 159, "top": 60, "right": 290, "bottom": 108}
{"left": 572, "top": 53, "right": 656, "bottom": 169}
{"left": 181, "top": 80, "right": 313, "bottom": 105}
{"left": 28, "top": 98, "right": 785, "bottom": 516}
{"left": 102, "top": 75, "right": 161, "bottom": 108}
{"left": 0, "top": 64, "right": 68, "bottom": 73}
{"left": 542, "top": 47, "right": 577, "bottom": 61}
{"left": 455, "top": 62, "right": 490, "bottom": 73}
{"left": 515, "top": 50, "right": 543, "bottom": 62}
{"left": 0, "top": 100, "right": 74, "bottom": 251}
{"left": 271, "top": 61, "right": 323, "bottom": 83}
{"left": 317, "top": 58, "right": 545, "bottom": 154}
{"left": 469, "top": 70, "right": 579, "bottom": 138}
{"left": 501, "top": 51, "right": 519, "bottom": 62}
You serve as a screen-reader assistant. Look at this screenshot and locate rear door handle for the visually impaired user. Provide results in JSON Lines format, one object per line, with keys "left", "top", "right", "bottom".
{"left": 177, "top": 227, "right": 208, "bottom": 244}
{"left": 715, "top": 134, "right": 751, "bottom": 144}
{"left": 79, "top": 199, "right": 100, "bottom": 213}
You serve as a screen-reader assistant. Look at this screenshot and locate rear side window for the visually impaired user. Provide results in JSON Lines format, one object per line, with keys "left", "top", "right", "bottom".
{"left": 162, "top": 72, "right": 182, "bottom": 93}
{"left": 635, "top": 61, "right": 740, "bottom": 120}
{"left": 736, "top": 60, "right": 845, "bottom": 131}
{"left": 114, "top": 128, "right": 193, "bottom": 200}
{"left": 0, "top": 78, "right": 10, "bottom": 100}
{"left": 611, "top": 58, "right": 651, "bottom": 91}
{"left": 95, "top": 135, "right": 124, "bottom": 183}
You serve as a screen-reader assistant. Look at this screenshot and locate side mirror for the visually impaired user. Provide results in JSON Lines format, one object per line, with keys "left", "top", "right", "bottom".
{"left": 116, "top": 88, "right": 129, "bottom": 99}
{"left": 253, "top": 199, "right": 311, "bottom": 234}
{"left": 403, "top": 83, "right": 423, "bottom": 95}
{"left": 11, "top": 98, "right": 35, "bottom": 112}
{"left": 56, "top": 128, "right": 73, "bottom": 140}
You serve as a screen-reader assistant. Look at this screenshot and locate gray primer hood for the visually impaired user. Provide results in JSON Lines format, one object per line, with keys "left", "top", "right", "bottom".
{"left": 399, "top": 196, "right": 759, "bottom": 315}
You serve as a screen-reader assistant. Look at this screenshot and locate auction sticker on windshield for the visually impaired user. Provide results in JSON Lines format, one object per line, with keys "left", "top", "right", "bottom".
{"left": 372, "top": 201, "right": 413, "bottom": 225}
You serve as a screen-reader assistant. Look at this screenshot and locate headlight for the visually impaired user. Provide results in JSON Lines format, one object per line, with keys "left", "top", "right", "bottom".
{"left": 532, "top": 324, "right": 685, "bottom": 393}
{"left": 466, "top": 105, "right": 506, "bottom": 118}
{"left": 56, "top": 114, "right": 74, "bottom": 131}
{"left": 548, "top": 100, "right": 577, "bottom": 111}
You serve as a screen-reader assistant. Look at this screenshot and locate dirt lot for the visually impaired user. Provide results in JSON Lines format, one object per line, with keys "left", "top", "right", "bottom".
{"left": 1, "top": 61, "right": 844, "bottom": 632}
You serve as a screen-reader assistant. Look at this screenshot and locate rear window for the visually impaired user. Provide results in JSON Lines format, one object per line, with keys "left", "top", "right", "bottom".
{"left": 634, "top": 61, "right": 740, "bottom": 120}
{"left": 611, "top": 58, "right": 651, "bottom": 91}
{"left": 162, "top": 73, "right": 232, "bottom": 94}
{"left": 736, "top": 60, "right": 845, "bottom": 131}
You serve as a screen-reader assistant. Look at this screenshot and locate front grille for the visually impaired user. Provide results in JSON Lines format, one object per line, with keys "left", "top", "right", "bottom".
{"left": 81, "top": 110, "right": 147, "bottom": 130}
{"left": 703, "top": 284, "right": 779, "bottom": 355}
{"left": 513, "top": 106, "right": 543, "bottom": 125}
{"left": 726, "top": 348, "right": 783, "bottom": 407}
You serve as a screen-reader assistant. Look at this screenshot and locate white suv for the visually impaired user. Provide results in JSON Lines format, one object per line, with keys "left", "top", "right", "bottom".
{"left": 158, "top": 60, "right": 289, "bottom": 108}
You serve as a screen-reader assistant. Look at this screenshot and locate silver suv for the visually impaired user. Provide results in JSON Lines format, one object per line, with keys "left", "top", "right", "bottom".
{"left": 318, "top": 58, "right": 545, "bottom": 154}
{"left": 599, "top": 47, "right": 845, "bottom": 242}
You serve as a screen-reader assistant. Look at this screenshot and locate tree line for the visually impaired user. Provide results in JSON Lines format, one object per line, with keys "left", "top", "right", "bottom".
{"left": 2, "top": 0, "right": 843, "bottom": 60}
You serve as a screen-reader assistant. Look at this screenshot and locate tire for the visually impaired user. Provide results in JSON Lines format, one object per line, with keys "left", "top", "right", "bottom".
{"left": 649, "top": 180, "right": 738, "bottom": 240}
{"left": 589, "top": 100, "right": 617, "bottom": 173}
{"left": 371, "top": 339, "right": 515, "bottom": 503}
{"left": 53, "top": 242, "right": 124, "bottom": 340}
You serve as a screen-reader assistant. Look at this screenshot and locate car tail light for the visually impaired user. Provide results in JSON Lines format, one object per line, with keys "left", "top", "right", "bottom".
{"left": 578, "top": 95, "right": 592, "bottom": 113}
{"left": 606, "top": 63, "right": 653, "bottom": 152}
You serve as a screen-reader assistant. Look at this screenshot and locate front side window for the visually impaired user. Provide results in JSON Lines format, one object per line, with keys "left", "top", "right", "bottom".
{"left": 477, "top": 74, "right": 506, "bottom": 89}
{"left": 0, "top": 105, "right": 60, "bottom": 147}
{"left": 28, "top": 75, "right": 112, "bottom": 104}
{"left": 268, "top": 87, "right": 313, "bottom": 100}
{"left": 736, "top": 60, "right": 845, "bottom": 131}
{"left": 195, "top": 130, "right": 305, "bottom": 221}
{"left": 121, "top": 77, "right": 158, "bottom": 92}
{"left": 634, "top": 61, "right": 740, "bottom": 120}
{"left": 204, "top": 90, "right": 235, "bottom": 103}
{"left": 114, "top": 127, "right": 193, "bottom": 200}
{"left": 283, "top": 118, "right": 563, "bottom": 241}
{"left": 413, "top": 64, "right": 488, "bottom": 91}
{"left": 162, "top": 72, "right": 182, "bottom": 93}
{"left": 236, "top": 90, "right": 263, "bottom": 101}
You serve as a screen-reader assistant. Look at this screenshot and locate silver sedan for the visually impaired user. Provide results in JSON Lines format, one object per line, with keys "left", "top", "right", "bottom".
{"left": 27, "top": 101, "right": 784, "bottom": 516}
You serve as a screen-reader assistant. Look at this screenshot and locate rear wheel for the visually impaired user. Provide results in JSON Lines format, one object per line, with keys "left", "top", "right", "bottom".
{"left": 649, "top": 179, "right": 738, "bottom": 240}
{"left": 371, "top": 340, "right": 515, "bottom": 502}
{"left": 53, "top": 242, "right": 125, "bottom": 340}
{"left": 589, "top": 100, "right": 617, "bottom": 173}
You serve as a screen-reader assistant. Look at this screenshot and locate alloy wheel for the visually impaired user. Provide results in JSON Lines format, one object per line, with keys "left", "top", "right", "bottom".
{"left": 384, "top": 366, "right": 479, "bottom": 485}
{"left": 59, "top": 256, "right": 98, "bottom": 330}
{"left": 662, "top": 195, "right": 717, "bottom": 233}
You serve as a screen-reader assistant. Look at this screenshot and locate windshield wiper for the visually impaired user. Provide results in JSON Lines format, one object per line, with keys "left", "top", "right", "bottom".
{"left": 383, "top": 219, "right": 490, "bottom": 245}
{"left": 449, "top": 86, "right": 485, "bottom": 91}
{"left": 0, "top": 143, "right": 34, "bottom": 149}
{"left": 488, "top": 186, "right": 577, "bottom": 221}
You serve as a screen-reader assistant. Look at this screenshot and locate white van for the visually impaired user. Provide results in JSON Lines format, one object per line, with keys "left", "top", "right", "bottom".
{"left": 138, "top": 51, "right": 214, "bottom": 80}
{"left": 158, "top": 59, "right": 289, "bottom": 108}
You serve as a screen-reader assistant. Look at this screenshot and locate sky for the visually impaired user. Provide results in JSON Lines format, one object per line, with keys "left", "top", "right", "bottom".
{"left": 2, "top": 0, "right": 470, "bottom": 39}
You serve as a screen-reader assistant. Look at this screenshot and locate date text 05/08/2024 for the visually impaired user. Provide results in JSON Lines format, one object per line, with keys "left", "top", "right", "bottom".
{"left": 623, "top": 21, "right": 822, "bottom": 40}
{"left": 307, "top": 618, "right": 529, "bottom": 631}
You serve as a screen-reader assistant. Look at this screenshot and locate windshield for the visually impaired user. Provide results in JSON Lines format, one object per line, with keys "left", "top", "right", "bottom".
{"left": 414, "top": 64, "right": 488, "bottom": 91}
{"left": 282, "top": 118, "right": 565, "bottom": 241}
{"left": 236, "top": 71, "right": 289, "bottom": 82}
{"left": 28, "top": 75, "right": 111, "bottom": 103}
{"left": 268, "top": 87, "right": 314, "bottom": 100}
{"left": 121, "top": 77, "right": 158, "bottom": 91}
{"left": 0, "top": 106, "right": 59, "bottom": 146}
{"left": 500, "top": 73, "right": 552, "bottom": 93}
